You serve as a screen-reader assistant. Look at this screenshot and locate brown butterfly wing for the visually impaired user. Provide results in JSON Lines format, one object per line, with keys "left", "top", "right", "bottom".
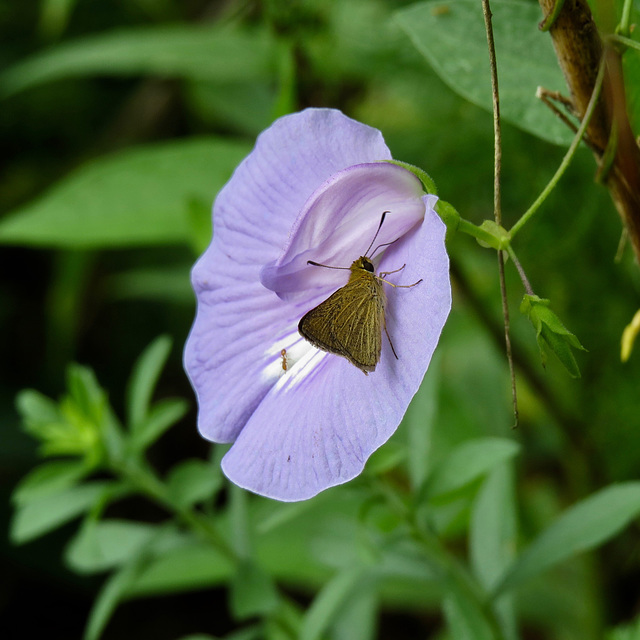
{"left": 298, "top": 273, "right": 386, "bottom": 374}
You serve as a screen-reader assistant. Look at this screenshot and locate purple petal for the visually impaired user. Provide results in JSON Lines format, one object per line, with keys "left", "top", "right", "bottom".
{"left": 184, "top": 107, "right": 451, "bottom": 502}
{"left": 260, "top": 162, "right": 425, "bottom": 302}
{"left": 221, "top": 202, "right": 450, "bottom": 501}
{"left": 185, "top": 109, "right": 394, "bottom": 444}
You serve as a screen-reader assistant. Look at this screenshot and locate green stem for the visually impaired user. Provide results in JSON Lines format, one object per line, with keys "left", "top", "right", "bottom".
{"left": 505, "top": 245, "right": 534, "bottom": 295}
{"left": 119, "top": 460, "right": 238, "bottom": 561}
{"left": 609, "top": 33, "right": 640, "bottom": 53}
{"left": 372, "top": 480, "right": 506, "bottom": 640}
{"left": 457, "top": 218, "right": 507, "bottom": 247}
{"left": 510, "top": 57, "right": 606, "bottom": 239}
{"left": 618, "top": 0, "right": 634, "bottom": 37}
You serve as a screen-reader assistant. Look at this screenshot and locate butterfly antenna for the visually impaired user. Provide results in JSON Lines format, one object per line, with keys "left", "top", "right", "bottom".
{"left": 371, "top": 236, "right": 401, "bottom": 259}
{"left": 307, "top": 260, "right": 350, "bottom": 270}
{"left": 364, "top": 211, "right": 390, "bottom": 257}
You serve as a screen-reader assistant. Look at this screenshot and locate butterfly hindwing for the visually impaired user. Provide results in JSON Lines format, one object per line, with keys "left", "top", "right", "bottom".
{"left": 298, "top": 272, "right": 386, "bottom": 374}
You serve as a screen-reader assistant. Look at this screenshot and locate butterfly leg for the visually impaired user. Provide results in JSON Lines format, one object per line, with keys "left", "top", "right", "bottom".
{"left": 384, "top": 324, "right": 399, "bottom": 360}
{"left": 380, "top": 264, "right": 406, "bottom": 278}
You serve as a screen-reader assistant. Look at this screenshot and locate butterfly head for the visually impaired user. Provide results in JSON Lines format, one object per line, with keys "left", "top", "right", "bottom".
{"left": 351, "top": 256, "right": 375, "bottom": 274}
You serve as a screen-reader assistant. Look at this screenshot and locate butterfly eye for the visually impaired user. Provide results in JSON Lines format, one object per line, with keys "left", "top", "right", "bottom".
{"left": 362, "top": 259, "right": 375, "bottom": 273}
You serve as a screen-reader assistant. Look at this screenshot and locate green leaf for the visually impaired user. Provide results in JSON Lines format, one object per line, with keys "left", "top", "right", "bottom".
{"left": 11, "top": 481, "right": 115, "bottom": 544}
{"left": 15, "top": 389, "right": 59, "bottom": 426}
{"left": 395, "top": 0, "right": 573, "bottom": 146}
{"left": 38, "top": 0, "right": 78, "bottom": 40}
{"left": 470, "top": 464, "right": 518, "bottom": 639}
{"left": 83, "top": 535, "right": 157, "bottom": 640}
{"left": 106, "top": 264, "right": 194, "bottom": 305}
{"left": 85, "top": 563, "right": 142, "bottom": 640}
{"left": 66, "top": 364, "right": 124, "bottom": 464}
{"left": 403, "top": 351, "right": 440, "bottom": 490}
{"left": 365, "top": 441, "right": 406, "bottom": 475}
{"left": 622, "top": 5, "right": 640, "bottom": 139}
{"left": 424, "top": 437, "right": 520, "bottom": 500}
{"left": 126, "top": 335, "right": 172, "bottom": 430}
{"left": 443, "top": 592, "right": 495, "bottom": 640}
{"left": 521, "top": 294, "right": 586, "bottom": 378}
{"left": 0, "top": 138, "right": 250, "bottom": 249}
{"left": 494, "top": 482, "right": 640, "bottom": 595}
{"left": 126, "top": 541, "right": 234, "bottom": 596}
{"left": 470, "top": 464, "right": 517, "bottom": 589}
{"left": 166, "top": 459, "right": 222, "bottom": 509}
{"left": 0, "top": 25, "right": 276, "bottom": 97}
{"left": 65, "top": 520, "right": 185, "bottom": 574}
{"left": 12, "top": 459, "right": 88, "bottom": 505}
{"left": 229, "top": 560, "right": 279, "bottom": 620}
{"left": 130, "top": 399, "right": 189, "bottom": 452}
{"left": 300, "top": 567, "right": 368, "bottom": 640}
{"left": 329, "top": 581, "right": 377, "bottom": 640}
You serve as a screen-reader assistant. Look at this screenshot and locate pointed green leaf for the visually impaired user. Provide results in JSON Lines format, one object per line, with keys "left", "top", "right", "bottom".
{"left": 126, "top": 335, "right": 172, "bottom": 430}
{"left": 15, "top": 389, "right": 59, "bottom": 426}
{"left": 12, "top": 460, "right": 88, "bottom": 505}
{"left": 300, "top": 567, "right": 368, "bottom": 640}
{"left": 403, "top": 352, "right": 440, "bottom": 489}
{"left": 0, "top": 138, "right": 250, "bottom": 249}
{"left": 130, "top": 399, "right": 189, "bottom": 451}
{"left": 1, "top": 26, "right": 275, "bottom": 97}
{"left": 126, "top": 541, "right": 233, "bottom": 596}
{"left": 425, "top": 437, "right": 520, "bottom": 500}
{"left": 495, "top": 482, "right": 640, "bottom": 595}
{"left": 65, "top": 520, "right": 181, "bottom": 574}
{"left": 83, "top": 547, "right": 149, "bottom": 640}
{"left": 443, "top": 592, "right": 495, "bottom": 640}
{"left": 166, "top": 459, "right": 222, "bottom": 509}
{"left": 11, "top": 481, "right": 115, "bottom": 544}
{"left": 396, "top": 0, "right": 572, "bottom": 146}
{"left": 470, "top": 464, "right": 518, "bottom": 639}
{"left": 230, "top": 561, "right": 279, "bottom": 620}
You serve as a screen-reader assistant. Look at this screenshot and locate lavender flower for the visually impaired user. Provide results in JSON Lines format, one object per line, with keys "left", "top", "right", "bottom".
{"left": 184, "top": 108, "right": 451, "bottom": 501}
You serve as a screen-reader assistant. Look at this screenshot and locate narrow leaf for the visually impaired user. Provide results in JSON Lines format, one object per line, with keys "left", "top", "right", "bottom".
{"left": 443, "top": 592, "right": 495, "bottom": 640}
{"left": 0, "top": 138, "right": 251, "bottom": 249}
{"left": 494, "top": 482, "right": 640, "bottom": 595}
{"left": 11, "top": 481, "right": 115, "bottom": 544}
{"left": 12, "top": 459, "right": 88, "bottom": 505}
{"left": 1, "top": 25, "right": 275, "bottom": 97}
{"left": 65, "top": 520, "right": 182, "bottom": 574}
{"left": 126, "top": 335, "right": 172, "bottom": 430}
{"left": 229, "top": 561, "right": 279, "bottom": 620}
{"left": 470, "top": 464, "right": 518, "bottom": 639}
{"left": 15, "top": 389, "right": 59, "bottom": 425}
{"left": 166, "top": 459, "right": 222, "bottom": 509}
{"left": 425, "top": 438, "right": 520, "bottom": 500}
{"left": 126, "top": 541, "right": 233, "bottom": 596}
{"left": 130, "top": 399, "right": 189, "bottom": 452}
{"left": 300, "top": 567, "right": 367, "bottom": 640}
{"left": 84, "top": 549, "right": 148, "bottom": 640}
{"left": 404, "top": 351, "right": 440, "bottom": 489}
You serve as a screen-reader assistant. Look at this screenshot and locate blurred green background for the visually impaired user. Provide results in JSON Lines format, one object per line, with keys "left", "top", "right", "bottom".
{"left": 1, "top": 0, "right": 640, "bottom": 638}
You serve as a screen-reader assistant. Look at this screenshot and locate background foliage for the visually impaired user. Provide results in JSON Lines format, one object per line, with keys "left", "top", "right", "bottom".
{"left": 2, "top": 0, "right": 640, "bottom": 639}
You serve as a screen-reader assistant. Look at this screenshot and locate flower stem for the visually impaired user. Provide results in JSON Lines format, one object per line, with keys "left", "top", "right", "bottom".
{"left": 509, "top": 56, "right": 606, "bottom": 240}
{"left": 610, "top": 33, "right": 640, "bottom": 53}
{"left": 506, "top": 245, "right": 534, "bottom": 295}
{"left": 118, "top": 459, "right": 238, "bottom": 561}
{"left": 482, "top": 0, "right": 518, "bottom": 427}
{"left": 618, "top": 0, "right": 634, "bottom": 36}
{"left": 372, "top": 479, "right": 507, "bottom": 640}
